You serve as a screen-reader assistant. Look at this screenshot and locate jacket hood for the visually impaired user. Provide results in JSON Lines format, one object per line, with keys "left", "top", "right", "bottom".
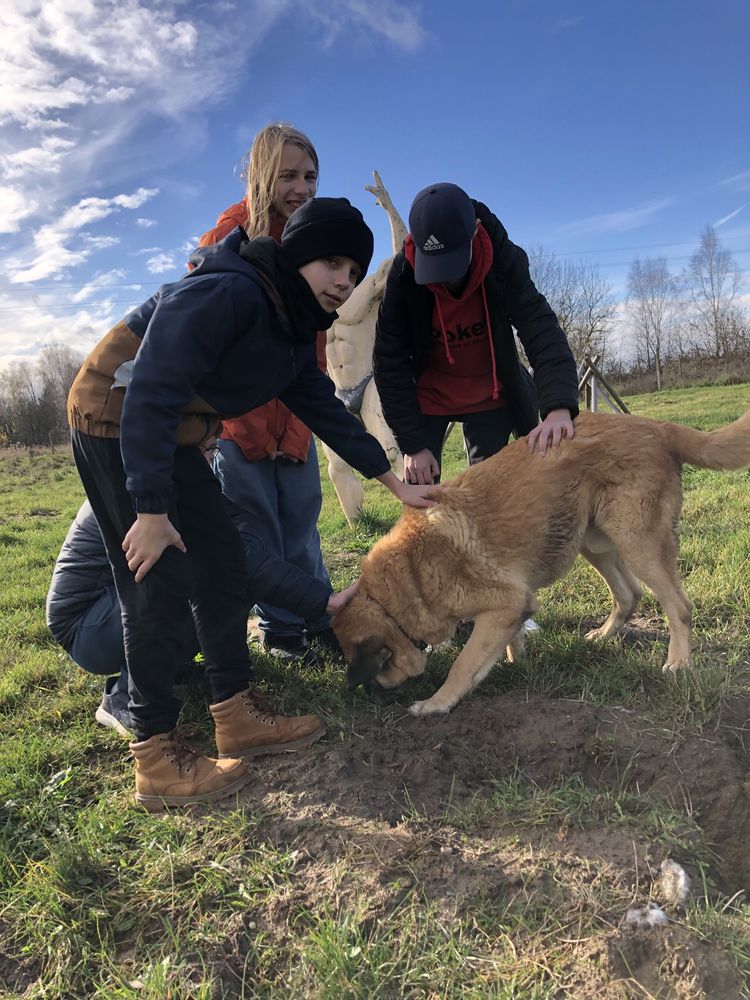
{"left": 187, "top": 226, "right": 264, "bottom": 284}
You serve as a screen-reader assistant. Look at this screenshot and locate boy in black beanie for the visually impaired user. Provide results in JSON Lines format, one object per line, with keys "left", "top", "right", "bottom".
{"left": 67, "top": 197, "right": 436, "bottom": 812}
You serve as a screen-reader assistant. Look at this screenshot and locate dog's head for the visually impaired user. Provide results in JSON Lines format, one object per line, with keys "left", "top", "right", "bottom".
{"left": 333, "top": 587, "right": 428, "bottom": 691}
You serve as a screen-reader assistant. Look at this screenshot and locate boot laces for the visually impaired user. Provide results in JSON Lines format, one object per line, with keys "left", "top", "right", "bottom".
{"left": 242, "top": 689, "right": 276, "bottom": 726}
{"left": 160, "top": 733, "right": 200, "bottom": 774}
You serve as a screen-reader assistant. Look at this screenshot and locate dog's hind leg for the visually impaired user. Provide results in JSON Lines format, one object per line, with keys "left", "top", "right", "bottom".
{"left": 410, "top": 593, "right": 534, "bottom": 716}
{"left": 582, "top": 543, "right": 643, "bottom": 641}
{"left": 619, "top": 541, "right": 693, "bottom": 673}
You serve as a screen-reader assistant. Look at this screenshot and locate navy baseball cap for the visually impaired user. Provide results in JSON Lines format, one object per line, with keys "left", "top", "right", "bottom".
{"left": 408, "top": 182, "right": 476, "bottom": 285}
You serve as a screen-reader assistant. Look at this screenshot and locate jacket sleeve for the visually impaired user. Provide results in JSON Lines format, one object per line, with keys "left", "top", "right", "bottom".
{"left": 121, "top": 275, "right": 258, "bottom": 512}
{"left": 373, "top": 260, "right": 428, "bottom": 455}
{"left": 278, "top": 353, "right": 390, "bottom": 478}
{"left": 478, "top": 203, "right": 579, "bottom": 420}
{"left": 228, "top": 502, "right": 331, "bottom": 621}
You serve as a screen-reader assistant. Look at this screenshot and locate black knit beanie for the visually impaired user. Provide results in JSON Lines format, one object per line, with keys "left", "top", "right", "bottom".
{"left": 279, "top": 197, "right": 374, "bottom": 284}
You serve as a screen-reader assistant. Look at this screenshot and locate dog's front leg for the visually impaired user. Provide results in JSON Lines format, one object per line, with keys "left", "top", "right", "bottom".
{"left": 410, "top": 604, "right": 529, "bottom": 716}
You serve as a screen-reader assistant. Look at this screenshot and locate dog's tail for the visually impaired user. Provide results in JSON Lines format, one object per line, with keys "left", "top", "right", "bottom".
{"left": 667, "top": 409, "right": 750, "bottom": 471}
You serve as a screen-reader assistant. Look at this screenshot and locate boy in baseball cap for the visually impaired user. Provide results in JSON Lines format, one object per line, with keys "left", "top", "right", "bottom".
{"left": 374, "top": 182, "right": 579, "bottom": 486}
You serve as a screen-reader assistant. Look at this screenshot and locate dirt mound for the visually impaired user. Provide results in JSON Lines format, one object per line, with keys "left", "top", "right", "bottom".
{"left": 244, "top": 694, "right": 750, "bottom": 893}
{"left": 606, "top": 924, "right": 742, "bottom": 999}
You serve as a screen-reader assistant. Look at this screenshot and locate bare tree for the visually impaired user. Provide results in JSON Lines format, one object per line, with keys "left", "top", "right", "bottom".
{"left": 683, "top": 226, "right": 744, "bottom": 358}
{"left": 36, "top": 341, "right": 83, "bottom": 437}
{"left": 529, "top": 247, "right": 617, "bottom": 362}
{"left": 0, "top": 342, "right": 82, "bottom": 446}
{"left": 627, "top": 256, "right": 678, "bottom": 390}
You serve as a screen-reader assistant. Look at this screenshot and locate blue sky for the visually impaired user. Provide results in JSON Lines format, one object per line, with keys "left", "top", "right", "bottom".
{"left": 1, "top": 0, "right": 749, "bottom": 367}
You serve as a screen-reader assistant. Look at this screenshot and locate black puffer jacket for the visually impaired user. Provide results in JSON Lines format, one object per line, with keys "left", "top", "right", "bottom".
{"left": 373, "top": 201, "right": 579, "bottom": 456}
{"left": 45, "top": 501, "right": 116, "bottom": 653}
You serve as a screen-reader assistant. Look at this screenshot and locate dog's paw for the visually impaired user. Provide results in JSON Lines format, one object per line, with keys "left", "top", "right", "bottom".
{"left": 662, "top": 658, "right": 690, "bottom": 675}
{"left": 409, "top": 698, "right": 450, "bottom": 716}
{"left": 584, "top": 626, "right": 609, "bottom": 641}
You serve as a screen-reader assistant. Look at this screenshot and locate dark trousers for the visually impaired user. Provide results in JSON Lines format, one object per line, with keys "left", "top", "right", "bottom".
{"left": 422, "top": 407, "right": 516, "bottom": 479}
{"left": 67, "top": 587, "right": 198, "bottom": 677}
{"left": 71, "top": 431, "right": 253, "bottom": 740}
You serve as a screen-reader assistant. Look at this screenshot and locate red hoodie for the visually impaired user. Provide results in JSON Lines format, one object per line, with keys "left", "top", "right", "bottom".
{"left": 405, "top": 222, "right": 505, "bottom": 415}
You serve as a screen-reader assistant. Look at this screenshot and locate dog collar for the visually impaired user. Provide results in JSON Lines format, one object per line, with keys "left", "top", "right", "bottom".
{"left": 383, "top": 605, "right": 428, "bottom": 651}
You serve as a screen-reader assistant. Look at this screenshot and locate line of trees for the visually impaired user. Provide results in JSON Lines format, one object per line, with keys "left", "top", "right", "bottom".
{"left": 0, "top": 344, "right": 82, "bottom": 448}
{"left": 530, "top": 224, "right": 748, "bottom": 391}
{"left": 626, "top": 226, "right": 748, "bottom": 389}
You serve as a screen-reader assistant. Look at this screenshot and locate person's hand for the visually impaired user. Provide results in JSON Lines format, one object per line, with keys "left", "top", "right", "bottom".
{"left": 375, "top": 470, "right": 439, "bottom": 509}
{"left": 393, "top": 480, "right": 440, "bottom": 509}
{"left": 122, "top": 513, "right": 186, "bottom": 583}
{"left": 404, "top": 448, "right": 440, "bottom": 485}
{"left": 527, "top": 409, "right": 575, "bottom": 456}
{"left": 326, "top": 579, "right": 360, "bottom": 616}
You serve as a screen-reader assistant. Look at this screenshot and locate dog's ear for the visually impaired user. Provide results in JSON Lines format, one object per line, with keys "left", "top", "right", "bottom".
{"left": 347, "top": 640, "right": 393, "bottom": 689}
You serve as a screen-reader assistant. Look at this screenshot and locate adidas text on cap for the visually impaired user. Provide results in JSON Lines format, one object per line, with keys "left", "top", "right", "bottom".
{"left": 408, "top": 182, "right": 476, "bottom": 285}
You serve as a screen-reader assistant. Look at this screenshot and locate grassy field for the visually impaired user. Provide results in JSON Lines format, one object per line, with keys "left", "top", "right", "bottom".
{"left": 1, "top": 383, "right": 749, "bottom": 998}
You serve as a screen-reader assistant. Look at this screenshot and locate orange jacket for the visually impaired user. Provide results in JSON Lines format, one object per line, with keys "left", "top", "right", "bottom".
{"left": 197, "top": 201, "right": 327, "bottom": 462}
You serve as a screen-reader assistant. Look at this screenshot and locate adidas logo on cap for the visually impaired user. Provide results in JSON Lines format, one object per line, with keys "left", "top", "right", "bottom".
{"left": 422, "top": 234, "right": 444, "bottom": 252}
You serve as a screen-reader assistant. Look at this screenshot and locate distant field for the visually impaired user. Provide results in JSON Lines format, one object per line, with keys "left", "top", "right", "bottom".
{"left": 1, "top": 383, "right": 749, "bottom": 998}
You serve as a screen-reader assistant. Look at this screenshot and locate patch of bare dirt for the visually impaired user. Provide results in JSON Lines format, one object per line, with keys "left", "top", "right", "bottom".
{"left": 605, "top": 924, "right": 742, "bottom": 999}
{"left": 215, "top": 692, "right": 750, "bottom": 996}
{"left": 0, "top": 920, "right": 42, "bottom": 996}
{"left": 243, "top": 694, "right": 750, "bottom": 892}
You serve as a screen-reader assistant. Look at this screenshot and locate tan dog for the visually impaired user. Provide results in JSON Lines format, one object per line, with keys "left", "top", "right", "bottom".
{"left": 333, "top": 410, "right": 750, "bottom": 716}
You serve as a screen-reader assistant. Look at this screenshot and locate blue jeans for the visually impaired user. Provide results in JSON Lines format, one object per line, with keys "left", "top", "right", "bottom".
{"left": 213, "top": 438, "right": 332, "bottom": 639}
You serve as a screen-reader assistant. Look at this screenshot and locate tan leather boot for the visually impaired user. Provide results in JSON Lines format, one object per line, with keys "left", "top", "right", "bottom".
{"left": 130, "top": 731, "right": 251, "bottom": 812}
{"left": 210, "top": 688, "right": 325, "bottom": 759}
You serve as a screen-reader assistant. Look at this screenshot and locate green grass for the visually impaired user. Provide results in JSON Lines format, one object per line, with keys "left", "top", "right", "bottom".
{"left": 1, "top": 384, "right": 749, "bottom": 997}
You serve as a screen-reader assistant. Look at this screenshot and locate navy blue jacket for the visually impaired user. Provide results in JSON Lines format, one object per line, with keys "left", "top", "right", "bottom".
{"left": 68, "top": 229, "right": 390, "bottom": 512}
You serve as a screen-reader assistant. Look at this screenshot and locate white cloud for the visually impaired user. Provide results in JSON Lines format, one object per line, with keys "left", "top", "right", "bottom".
{"left": 241, "top": 0, "right": 427, "bottom": 52}
{"left": 0, "top": 0, "right": 428, "bottom": 366}
{"left": 146, "top": 253, "right": 178, "bottom": 274}
{"left": 1, "top": 135, "right": 76, "bottom": 180}
{"left": 559, "top": 199, "right": 675, "bottom": 237}
{"left": 714, "top": 205, "right": 746, "bottom": 228}
{"left": 0, "top": 296, "right": 122, "bottom": 370}
{"left": 135, "top": 217, "right": 156, "bottom": 228}
{"left": 0, "top": 185, "right": 39, "bottom": 233}
{"left": 8, "top": 187, "right": 158, "bottom": 282}
{"left": 719, "top": 170, "right": 750, "bottom": 192}
{"left": 70, "top": 268, "right": 128, "bottom": 303}
{"left": 339, "top": 0, "right": 427, "bottom": 50}
{"left": 550, "top": 15, "right": 583, "bottom": 32}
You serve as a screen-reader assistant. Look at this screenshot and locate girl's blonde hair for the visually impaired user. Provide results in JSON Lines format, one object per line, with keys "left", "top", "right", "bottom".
{"left": 242, "top": 122, "right": 319, "bottom": 238}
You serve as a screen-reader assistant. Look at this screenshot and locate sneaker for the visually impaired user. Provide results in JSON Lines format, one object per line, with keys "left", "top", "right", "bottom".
{"left": 95, "top": 675, "right": 134, "bottom": 737}
{"left": 130, "top": 730, "right": 251, "bottom": 812}
{"left": 210, "top": 687, "right": 325, "bottom": 759}
{"left": 262, "top": 633, "right": 321, "bottom": 666}
{"left": 307, "top": 627, "right": 344, "bottom": 661}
